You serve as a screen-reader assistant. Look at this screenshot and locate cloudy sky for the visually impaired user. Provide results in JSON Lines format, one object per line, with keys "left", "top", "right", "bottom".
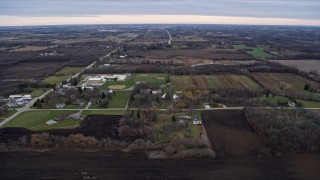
{"left": 0, "top": 0, "right": 319, "bottom": 26}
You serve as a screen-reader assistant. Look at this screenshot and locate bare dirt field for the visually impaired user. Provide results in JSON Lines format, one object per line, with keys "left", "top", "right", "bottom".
{"left": 0, "top": 62, "right": 65, "bottom": 79}
{"left": 134, "top": 49, "right": 213, "bottom": 59}
{"left": 1, "top": 151, "right": 320, "bottom": 179}
{"left": 202, "top": 110, "right": 265, "bottom": 157}
{"left": 271, "top": 60, "right": 320, "bottom": 72}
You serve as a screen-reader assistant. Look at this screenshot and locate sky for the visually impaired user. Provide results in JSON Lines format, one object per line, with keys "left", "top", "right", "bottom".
{"left": 0, "top": 0, "right": 319, "bottom": 26}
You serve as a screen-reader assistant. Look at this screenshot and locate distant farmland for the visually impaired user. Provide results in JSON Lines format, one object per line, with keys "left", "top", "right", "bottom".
{"left": 170, "top": 75, "right": 262, "bottom": 91}
{"left": 271, "top": 60, "right": 320, "bottom": 73}
{"left": 251, "top": 73, "right": 320, "bottom": 100}
{"left": 202, "top": 110, "right": 265, "bottom": 157}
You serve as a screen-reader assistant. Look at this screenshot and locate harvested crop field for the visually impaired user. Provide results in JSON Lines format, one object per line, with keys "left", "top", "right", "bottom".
{"left": 202, "top": 110, "right": 265, "bottom": 157}
{"left": 134, "top": 49, "right": 213, "bottom": 59}
{"left": 0, "top": 62, "right": 65, "bottom": 79}
{"left": 171, "top": 75, "right": 261, "bottom": 91}
{"left": 271, "top": 60, "right": 320, "bottom": 72}
{"left": 2, "top": 151, "right": 320, "bottom": 179}
{"left": 55, "top": 67, "right": 85, "bottom": 76}
{"left": 250, "top": 73, "right": 320, "bottom": 100}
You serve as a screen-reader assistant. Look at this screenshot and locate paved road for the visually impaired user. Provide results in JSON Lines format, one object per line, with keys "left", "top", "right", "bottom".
{"left": 166, "top": 29, "right": 173, "bottom": 46}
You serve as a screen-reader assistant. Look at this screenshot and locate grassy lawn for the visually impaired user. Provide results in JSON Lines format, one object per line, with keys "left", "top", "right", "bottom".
{"left": 43, "top": 75, "right": 71, "bottom": 85}
{"left": 109, "top": 91, "right": 131, "bottom": 108}
{"left": 101, "top": 73, "right": 166, "bottom": 90}
{"left": 55, "top": 67, "right": 85, "bottom": 76}
{"left": 0, "top": 110, "right": 17, "bottom": 119}
{"left": 248, "top": 48, "right": 270, "bottom": 60}
{"left": 2, "top": 110, "right": 78, "bottom": 130}
{"left": 30, "top": 88, "right": 49, "bottom": 97}
{"left": 261, "top": 96, "right": 288, "bottom": 104}
{"left": 297, "top": 100, "right": 320, "bottom": 108}
{"left": 82, "top": 110, "right": 126, "bottom": 116}
{"left": 89, "top": 91, "right": 131, "bottom": 109}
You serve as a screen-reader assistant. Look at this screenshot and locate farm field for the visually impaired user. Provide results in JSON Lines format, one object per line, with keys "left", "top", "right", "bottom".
{"left": 134, "top": 49, "right": 213, "bottom": 59}
{"left": 11, "top": 46, "right": 48, "bottom": 52}
{"left": 271, "top": 60, "right": 320, "bottom": 72}
{"left": 251, "top": 73, "right": 320, "bottom": 100}
{"left": 43, "top": 75, "right": 71, "bottom": 85}
{"left": 101, "top": 73, "right": 166, "bottom": 90}
{"left": 55, "top": 67, "right": 85, "bottom": 76}
{"left": 0, "top": 62, "right": 66, "bottom": 79}
{"left": 1, "top": 110, "right": 78, "bottom": 130}
{"left": 171, "top": 75, "right": 262, "bottom": 91}
{"left": 202, "top": 110, "right": 265, "bottom": 157}
{"left": 30, "top": 88, "right": 49, "bottom": 97}
{"left": 1, "top": 151, "right": 320, "bottom": 179}
{"left": 233, "top": 45, "right": 270, "bottom": 59}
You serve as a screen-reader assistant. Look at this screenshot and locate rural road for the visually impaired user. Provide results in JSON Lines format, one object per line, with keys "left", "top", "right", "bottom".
{"left": 166, "top": 29, "right": 173, "bottom": 46}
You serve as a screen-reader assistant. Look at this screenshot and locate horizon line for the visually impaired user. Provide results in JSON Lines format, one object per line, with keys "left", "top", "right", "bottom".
{"left": 1, "top": 15, "right": 319, "bottom": 27}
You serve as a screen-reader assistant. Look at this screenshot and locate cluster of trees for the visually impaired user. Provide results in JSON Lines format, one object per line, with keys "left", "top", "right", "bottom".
{"left": 118, "top": 115, "right": 153, "bottom": 139}
{"left": 175, "top": 90, "right": 209, "bottom": 109}
{"left": 129, "top": 83, "right": 165, "bottom": 108}
{"left": 208, "top": 88, "right": 259, "bottom": 107}
{"left": 245, "top": 108, "right": 320, "bottom": 153}
{"left": 0, "top": 133, "right": 127, "bottom": 151}
{"left": 36, "top": 88, "right": 100, "bottom": 108}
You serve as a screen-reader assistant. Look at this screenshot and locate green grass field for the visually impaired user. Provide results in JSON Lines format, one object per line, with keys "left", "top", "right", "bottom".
{"left": 81, "top": 110, "right": 126, "bottom": 116}
{"left": 297, "top": 100, "right": 320, "bottom": 108}
{"left": 90, "top": 91, "right": 131, "bottom": 109}
{"left": 101, "top": 73, "right": 166, "bottom": 90}
{"left": 43, "top": 75, "right": 71, "bottom": 85}
{"left": 109, "top": 91, "right": 131, "bottom": 108}
{"left": 30, "top": 88, "right": 49, "bottom": 97}
{"left": 233, "top": 45, "right": 270, "bottom": 59}
{"left": 55, "top": 67, "right": 85, "bottom": 76}
{"left": 248, "top": 48, "right": 270, "bottom": 60}
{"left": 2, "top": 110, "right": 78, "bottom": 130}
